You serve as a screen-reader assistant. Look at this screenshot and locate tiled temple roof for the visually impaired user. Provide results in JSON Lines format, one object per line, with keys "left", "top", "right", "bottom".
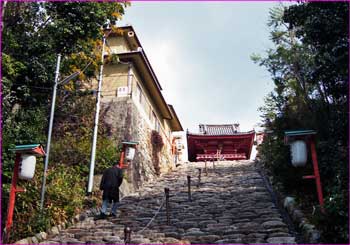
{"left": 198, "top": 124, "right": 241, "bottom": 135}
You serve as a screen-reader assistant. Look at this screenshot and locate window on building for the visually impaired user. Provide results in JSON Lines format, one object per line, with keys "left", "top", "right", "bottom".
{"left": 152, "top": 111, "right": 156, "bottom": 125}
{"left": 152, "top": 112, "right": 160, "bottom": 132}
{"left": 145, "top": 103, "right": 150, "bottom": 118}
{"left": 136, "top": 83, "right": 141, "bottom": 103}
{"left": 155, "top": 120, "right": 160, "bottom": 133}
{"left": 136, "top": 83, "right": 147, "bottom": 112}
{"left": 139, "top": 92, "right": 143, "bottom": 105}
{"left": 148, "top": 105, "right": 152, "bottom": 121}
{"left": 140, "top": 92, "right": 145, "bottom": 107}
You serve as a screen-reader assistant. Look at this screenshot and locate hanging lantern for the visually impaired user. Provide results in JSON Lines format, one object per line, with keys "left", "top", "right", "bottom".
{"left": 125, "top": 146, "right": 136, "bottom": 161}
{"left": 19, "top": 155, "right": 37, "bottom": 180}
{"left": 119, "top": 141, "right": 139, "bottom": 169}
{"left": 290, "top": 140, "right": 307, "bottom": 167}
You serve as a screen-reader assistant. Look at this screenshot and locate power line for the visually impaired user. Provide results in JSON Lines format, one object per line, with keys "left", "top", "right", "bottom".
{"left": 10, "top": 83, "right": 52, "bottom": 91}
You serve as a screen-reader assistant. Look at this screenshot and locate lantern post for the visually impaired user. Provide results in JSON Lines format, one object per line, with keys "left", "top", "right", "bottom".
{"left": 284, "top": 130, "right": 325, "bottom": 213}
{"left": 119, "top": 141, "right": 139, "bottom": 169}
{"left": 4, "top": 144, "right": 46, "bottom": 242}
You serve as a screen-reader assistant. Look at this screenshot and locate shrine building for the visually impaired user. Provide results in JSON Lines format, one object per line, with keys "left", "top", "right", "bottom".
{"left": 187, "top": 124, "right": 255, "bottom": 162}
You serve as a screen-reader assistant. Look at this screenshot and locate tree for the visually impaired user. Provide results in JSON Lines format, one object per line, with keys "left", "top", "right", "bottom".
{"left": 252, "top": 2, "right": 348, "bottom": 243}
{"left": 1, "top": 2, "right": 129, "bottom": 242}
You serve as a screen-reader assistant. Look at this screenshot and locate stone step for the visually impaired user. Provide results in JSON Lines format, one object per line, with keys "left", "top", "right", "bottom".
{"left": 40, "top": 161, "right": 297, "bottom": 244}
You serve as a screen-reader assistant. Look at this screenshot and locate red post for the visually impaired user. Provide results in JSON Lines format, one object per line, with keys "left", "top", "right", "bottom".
{"left": 119, "top": 149, "right": 125, "bottom": 169}
{"left": 310, "top": 139, "right": 325, "bottom": 213}
{"left": 5, "top": 153, "right": 21, "bottom": 241}
{"left": 119, "top": 150, "right": 125, "bottom": 168}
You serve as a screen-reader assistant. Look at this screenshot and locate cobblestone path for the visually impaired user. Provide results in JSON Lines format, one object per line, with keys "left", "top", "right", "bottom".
{"left": 42, "top": 161, "right": 297, "bottom": 244}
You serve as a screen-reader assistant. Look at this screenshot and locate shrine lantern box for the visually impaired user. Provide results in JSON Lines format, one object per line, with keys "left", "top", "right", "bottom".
{"left": 284, "top": 130, "right": 316, "bottom": 167}
{"left": 19, "top": 155, "right": 36, "bottom": 180}
{"left": 290, "top": 140, "right": 307, "bottom": 167}
{"left": 120, "top": 141, "right": 139, "bottom": 168}
{"left": 125, "top": 147, "right": 136, "bottom": 161}
{"left": 10, "top": 144, "right": 46, "bottom": 180}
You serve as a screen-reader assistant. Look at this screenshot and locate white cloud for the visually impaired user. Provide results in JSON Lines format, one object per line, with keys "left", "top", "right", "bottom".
{"left": 121, "top": 2, "right": 276, "bottom": 133}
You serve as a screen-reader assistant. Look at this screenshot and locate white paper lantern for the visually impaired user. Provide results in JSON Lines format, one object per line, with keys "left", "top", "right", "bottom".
{"left": 290, "top": 140, "right": 307, "bottom": 167}
{"left": 125, "top": 147, "right": 136, "bottom": 161}
{"left": 19, "top": 155, "right": 36, "bottom": 180}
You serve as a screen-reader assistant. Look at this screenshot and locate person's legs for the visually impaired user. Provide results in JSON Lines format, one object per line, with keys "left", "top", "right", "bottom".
{"left": 100, "top": 199, "right": 109, "bottom": 215}
{"left": 111, "top": 201, "right": 119, "bottom": 216}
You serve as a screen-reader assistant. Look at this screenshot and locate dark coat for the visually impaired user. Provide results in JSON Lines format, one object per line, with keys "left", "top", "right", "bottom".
{"left": 100, "top": 166, "right": 123, "bottom": 202}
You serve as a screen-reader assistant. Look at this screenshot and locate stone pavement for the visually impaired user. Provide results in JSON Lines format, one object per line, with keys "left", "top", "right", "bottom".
{"left": 41, "top": 160, "right": 297, "bottom": 244}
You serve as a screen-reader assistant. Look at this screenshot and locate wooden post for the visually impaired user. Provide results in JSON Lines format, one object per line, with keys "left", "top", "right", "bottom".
{"left": 119, "top": 145, "right": 125, "bottom": 169}
{"left": 310, "top": 139, "right": 325, "bottom": 213}
{"left": 197, "top": 168, "right": 201, "bottom": 188}
{"left": 5, "top": 154, "right": 21, "bottom": 242}
{"left": 124, "top": 225, "right": 131, "bottom": 243}
{"left": 164, "top": 188, "right": 170, "bottom": 225}
{"left": 187, "top": 175, "right": 192, "bottom": 201}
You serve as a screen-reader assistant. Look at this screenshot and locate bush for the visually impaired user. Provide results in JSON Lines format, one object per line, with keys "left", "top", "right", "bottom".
{"left": 1, "top": 94, "right": 120, "bottom": 243}
{"left": 151, "top": 130, "right": 164, "bottom": 175}
{"left": 259, "top": 134, "right": 348, "bottom": 243}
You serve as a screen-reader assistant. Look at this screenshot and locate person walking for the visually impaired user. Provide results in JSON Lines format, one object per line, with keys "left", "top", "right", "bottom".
{"left": 98, "top": 162, "right": 123, "bottom": 218}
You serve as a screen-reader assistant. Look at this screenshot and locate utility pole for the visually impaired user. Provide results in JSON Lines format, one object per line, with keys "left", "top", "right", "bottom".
{"left": 40, "top": 54, "right": 61, "bottom": 210}
{"left": 1, "top": 1, "right": 7, "bottom": 30}
{"left": 87, "top": 34, "right": 106, "bottom": 194}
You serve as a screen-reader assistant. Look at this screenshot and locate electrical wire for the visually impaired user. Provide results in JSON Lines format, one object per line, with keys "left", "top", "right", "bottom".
{"left": 80, "top": 60, "right": 93, "bottom": 73}
{"left": 10, "top": 83, "right": 52, "bottom": 91}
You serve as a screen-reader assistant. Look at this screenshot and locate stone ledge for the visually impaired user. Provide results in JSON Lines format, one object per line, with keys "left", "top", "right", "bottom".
{"left": 255, "top": 159, "right": 321, "bottom": 244}
{"left": 283, "top": 196, "right": 321, "bottom": 243}
{"left": 14, "top": 212, "right": 90, "bottom": 244}
{"left": 13, "top": 163, "right": 185, "bottom": 244}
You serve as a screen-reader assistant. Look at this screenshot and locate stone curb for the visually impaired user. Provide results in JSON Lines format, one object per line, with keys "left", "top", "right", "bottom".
{"left": 283, "top": 196, "right": 321, "bottom": 243}
{"left": 13, "top": 164, "right": 188, "bottom": 244}
{"left": 14, "top": 210, "right": 95, "bottom": 244}
{"left": 255, "top": 160, "right": 321, "bottom": 243}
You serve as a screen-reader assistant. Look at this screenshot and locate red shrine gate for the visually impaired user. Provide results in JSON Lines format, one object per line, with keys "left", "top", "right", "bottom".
{"left": 187, "top": 124, "right": 255, "bottom": 162}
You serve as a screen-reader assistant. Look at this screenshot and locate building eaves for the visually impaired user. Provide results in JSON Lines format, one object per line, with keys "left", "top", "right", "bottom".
{"left": 115, "top": 26, "right": 163, "bottom": 91}
{"left": 168, "top": 104, "right": 183, "bottom": 131}
{"left": 117, "top": 51, "right": 172, "bottom": 120}
{"left": 187, "top": 130, "right": 255, "bottom": 137}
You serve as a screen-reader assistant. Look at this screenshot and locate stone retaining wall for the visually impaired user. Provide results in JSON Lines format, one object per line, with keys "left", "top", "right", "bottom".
{"left": 101, "top": 97, "right": 174, "bottom": 195}
{"left": 283, "top": 197, "right": 321, "bottom": 243}
{"left": 14, "top": 97, "right": 175, "bottom": 244}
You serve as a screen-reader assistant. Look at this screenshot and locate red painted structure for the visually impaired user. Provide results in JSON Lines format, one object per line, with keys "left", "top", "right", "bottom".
{"left": 119, "top": 141, "right": 138, "bottom": 169}
{"left": 284, "top": 130, "right": 325, "bottom": 213}
{"left": 187, "top": 124, "right": 255, "bottom": 162}
{"left": 5, "top": 144, "right": 46, "bottom": 242}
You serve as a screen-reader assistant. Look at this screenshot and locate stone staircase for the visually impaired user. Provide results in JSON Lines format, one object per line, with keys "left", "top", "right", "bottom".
{"left": 41, "top": 161, "right": 298, "bottom": 244}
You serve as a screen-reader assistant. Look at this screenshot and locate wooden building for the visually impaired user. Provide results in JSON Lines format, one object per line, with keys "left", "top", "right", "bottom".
{"left": 187, "top": 124, "right": 255, "bottom": 162}
{"left": 88, "top": 26, "right": 183, "bottom": 192}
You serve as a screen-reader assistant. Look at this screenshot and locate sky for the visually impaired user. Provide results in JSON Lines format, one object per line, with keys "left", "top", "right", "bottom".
{"left": 119, "top": 2, "right": 279, "bottom": 133}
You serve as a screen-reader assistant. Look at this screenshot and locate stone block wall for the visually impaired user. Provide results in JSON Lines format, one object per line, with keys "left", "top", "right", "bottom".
{"left": 101, "top": 97, "right": 175, "bottom": 195}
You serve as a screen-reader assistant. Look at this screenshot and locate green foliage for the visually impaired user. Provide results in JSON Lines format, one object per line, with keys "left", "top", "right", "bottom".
{"left": 253, "top": 2, "right": 348, "bottom": 243}
{"left": 95, "top": 137, "right": 120, "bottom": 174}
{"left": 312, "top": 141, "right": 349, "bottom": 243}
{"left": 2, "top": 163, "right": 86, "bottom": 241}
{"left": 2, "top": 108, "right": 48, "bottom": 183}
{"left": 2, "top": 1, "right": 128, "bottom": 242}
{"left": 45, "top": 165, "right": 86, "bottom": 221}
{"left": 50, "top": 92, "right": 120, "bottom": 174}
